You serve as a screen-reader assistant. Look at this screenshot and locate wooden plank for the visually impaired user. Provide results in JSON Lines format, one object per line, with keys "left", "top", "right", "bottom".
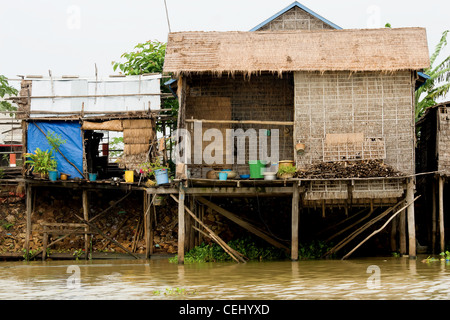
{"left": 291, "top": 183, "right": 299, "bottom": 261}
{"left": 197, "top": 197, "right": 289, "bottom": 251}
{"left": 407, "top": 178, "right": 416, "bottom": 258}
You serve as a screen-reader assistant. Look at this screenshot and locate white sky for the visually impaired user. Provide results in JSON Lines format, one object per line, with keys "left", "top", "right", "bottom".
{"left": 0, "top": 0, "right": 449, "bottom": 81}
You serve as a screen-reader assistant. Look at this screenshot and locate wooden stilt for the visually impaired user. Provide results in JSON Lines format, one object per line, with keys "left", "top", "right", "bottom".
{"left": 439, "top": 176, "right": 445, "bottom": 253}
{"left": 432, "top": 177, "right": 437, "bottom": 254}
{"left": 177, "top": 186, "right": 185, "bottom": 264}
{"left": 291, "top": 183, "right": 299, "bottom": 261}
{"left": 25, "top": 184, "right": 32, "bottom": 260}
{"left": 399, "top": 208, "right": 407, "bottom": 256}
{"left": 390, "top": 215, "right": 398, "bottom": 253}
{"left": 82, "top": 190, "right": 89, "bottom": 260}
{"left": 407, "top": 178, "right": 416, "bottom": 258}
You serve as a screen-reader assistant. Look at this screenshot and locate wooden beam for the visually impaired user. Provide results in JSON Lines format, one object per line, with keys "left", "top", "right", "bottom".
{"left": 177, "top": 186, "right": 185, "bottom": 264}
{"left": 439, "top": 176, "right": 445, "bottom": 253}
{"left": 399, "top": 208, "right": 407, "bottom": 256}
{"left": 197, "top": 197, "right": 289, "bottom": 251}
{"left": 185, "top": 119, "right": 294, "bottom": 126}
{"left": 407, "top": 178, "right": 416, "bottom": 258}
{"left": 291, "top": 183, "right": 299, "bottom": 261}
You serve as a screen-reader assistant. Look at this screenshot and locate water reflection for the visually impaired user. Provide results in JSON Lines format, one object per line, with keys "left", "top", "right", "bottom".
{"left": 0, "top": 256, "right": 450, "bottom": 299}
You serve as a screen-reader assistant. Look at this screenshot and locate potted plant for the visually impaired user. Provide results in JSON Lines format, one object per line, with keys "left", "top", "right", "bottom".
{"left": 139, "top": 158, "right": 170, "bottom": 186}
{"left": 277, "top": 165, "right": 297, "bottom": 179}
{"left": 25, "top": 148, "right": 57, "bottom": 179}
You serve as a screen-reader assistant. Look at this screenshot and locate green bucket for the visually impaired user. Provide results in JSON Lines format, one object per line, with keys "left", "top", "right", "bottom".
{"left": 249, "top": 160, "right": 265, "bottom": 179}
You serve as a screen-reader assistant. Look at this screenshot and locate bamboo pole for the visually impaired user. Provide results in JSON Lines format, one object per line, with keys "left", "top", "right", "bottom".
{"left": 82, "top": 190, "right": 89, "bottom": 260}
{"left": 171, "top": 194, "right": 246, "bottom": 263}
{"left": 407, "top": 178, "right": 416, "bottom": 258}
{"left": 291, "top": 183, "right": 300, "bottom": 261}
{"left": 342, "top": 196, "right": 420, "bottom": 260}
{"left": 177, "top": 187, "right": 185, "bottom": 264}
{"left": 432, "top": 177, "right": 437, "bottom": 254}
{"left": 439, "top": 176, "right": 445, "bottom": 253}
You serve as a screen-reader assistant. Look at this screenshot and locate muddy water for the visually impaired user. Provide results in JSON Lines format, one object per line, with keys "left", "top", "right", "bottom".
{"left": 0, "top": 256, "right": 450, "bottom": 300}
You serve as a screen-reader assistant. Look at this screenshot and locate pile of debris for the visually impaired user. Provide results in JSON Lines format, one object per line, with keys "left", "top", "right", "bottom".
{"left": 297, "top": 160, "right": 404, "bottom": 179}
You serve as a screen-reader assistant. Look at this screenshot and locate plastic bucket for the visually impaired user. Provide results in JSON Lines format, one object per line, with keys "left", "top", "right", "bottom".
{"left": 124, "top": 170, "right": 134, "bottom": 183}
{"left": 218, "top": 172, "right": 228, "bottom": 181}
{"left": 48, "top": 171, "right": 58, "bottom": 181}
{"left": 154, "top": 169, "right": 169, "bottom": 185}
{"left": 88, "top": 173, "right": 97, "bottom": 181}
{"left": 249, "top": 160, "right": 265, "bottom": 179}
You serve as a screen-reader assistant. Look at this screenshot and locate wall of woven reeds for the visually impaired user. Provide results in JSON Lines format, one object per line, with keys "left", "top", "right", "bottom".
{"left": 294, "top": 71, "right": 415, "bottom": 175}
{"left": 438, "top": 106, "right": 450, "bottom": 174}
{"left": 121, "top": 118, "right": 155, "bottom": 170}
{"left": 185, "top": 73, "right": 294, "bottom": 177}
{"left": 256, "top": 6, "right": 335, "bottom": 31}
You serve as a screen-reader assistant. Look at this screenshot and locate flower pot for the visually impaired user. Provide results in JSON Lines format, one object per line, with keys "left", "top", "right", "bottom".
{"left": 263, "top": 171, "right": 277, "bottom": 181}
{"left": 206, "top": 170, "right": 217, "bottom": 179}
{"left": 154, "top": 168, "right": 169, "bottom": 185}
{"left": 279, "top": 160, "right": 294, "bottom": 168}
{"left": 60, "top": 173, "right": 70, "bottom": 181}
{"left": 48, "top": 170, "right": 58, "bottom": 181}
{"left": 88, "top": 173, "right": 97, "bottom": 181}
{"left": 295, "top": 143, "right": 306, "bottom": 155}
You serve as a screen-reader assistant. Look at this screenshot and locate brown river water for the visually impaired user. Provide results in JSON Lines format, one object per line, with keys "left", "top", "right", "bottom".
{"left": 0, "top": 256, "right": 449, "bottom": 300}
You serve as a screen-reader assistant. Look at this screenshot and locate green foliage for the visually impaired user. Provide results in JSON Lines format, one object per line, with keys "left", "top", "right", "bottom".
{"left": 0, "top": 75, "right": 18, "bottom": 113}
{"left": 169, "top": 237, "right": 288, "bottom": 263}
{"left": 111, "top": 40, "right": 178, "bottom": 132}
{"left": 46, "top": 130, "right": 66, "bottom": 156}
{"left": 416, "top": 30, "right": 450, "bottom": 121}
{"left": 25, "top": 148, "right": 57, "bottom": 175}
{"left": 112, "top": 41, "right": 166, "bottom": 75}
{"left": 298, "top": 240, "right": 333, "bottom": 260}
{"left": 139, "top": 157, "right": 170, "bottom": 178}
{"left": 277, "top": 165, "right": 297, "bottom": 177}
{"left": 153, "top": 287, "right": 197, "bottom": 296}
{"left": 109, "top": 136, "right": 124, "bottom": 159}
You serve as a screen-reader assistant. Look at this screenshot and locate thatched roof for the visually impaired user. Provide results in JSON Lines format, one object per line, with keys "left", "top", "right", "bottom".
{"left": 163, "top": 28, "right": 430, "bottom": 75}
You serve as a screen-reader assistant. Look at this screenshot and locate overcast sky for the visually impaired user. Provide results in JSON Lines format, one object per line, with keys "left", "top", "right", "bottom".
{"left": 1, "top": 0, "right": 449, "bottom": 81}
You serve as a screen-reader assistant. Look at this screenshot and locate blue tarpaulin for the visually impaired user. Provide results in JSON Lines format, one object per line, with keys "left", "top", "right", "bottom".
{"left": 27, "top": 121, "right": 83, "bottom": 179}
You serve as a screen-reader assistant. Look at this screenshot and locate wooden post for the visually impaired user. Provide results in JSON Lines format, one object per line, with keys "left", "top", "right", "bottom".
{"left": 82, "top": 190, "right": 89, "bottom": 260}
{"left": 407, "top": 178, "right": 416, "bottom": 258}
{"left": 399, "top": 208, "right": 407, "bottom": 256}
{"left": 439, "top": 176, "right": 445, "bottom": 253}
{"left": 178, "top": 186, "right": 185, "bottom": 264}
{"left": 390, "top": 215, "right": 398, "bottom": 253}
{"left": 25, "top": 184, "right": 32, "bottom": 260}
{"left": 432, "top": 176, "right": 437, "bottom": 254}
{"left": 291, "top": 183, "right": 299, "bottom": 261}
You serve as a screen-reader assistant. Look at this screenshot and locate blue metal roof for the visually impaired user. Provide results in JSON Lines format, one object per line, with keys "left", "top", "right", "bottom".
{"left": 250, "top": 1, "right": 342, "bottom": 31}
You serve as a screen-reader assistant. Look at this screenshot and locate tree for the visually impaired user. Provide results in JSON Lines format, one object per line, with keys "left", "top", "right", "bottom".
{"left": 111, "top": 40, "right": 178, "bottom": 117}
{"left": 0, "top": 75, "right": 18, "bottom": 112}
{"left": 415, "top": 30, "right": 450, "bottom": 120}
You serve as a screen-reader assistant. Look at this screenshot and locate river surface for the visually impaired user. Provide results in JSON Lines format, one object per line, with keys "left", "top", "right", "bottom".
{"left": 0, "top": 256, "right": 449, "bottom": 300}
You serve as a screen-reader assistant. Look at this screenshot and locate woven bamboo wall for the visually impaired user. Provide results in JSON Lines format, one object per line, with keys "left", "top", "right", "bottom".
{"left": 185, "top": 73, "right": 294, "bottom": 177}
{"left": 438, "top": 106, "right": 450, "bottom": 174}
{"left": 294, "top": 71, "right": 415, "bottom": 175}
{"left": 121, "top": 119, "right": 155, "bottom": 170}
{"left": 256, "top": 6, "right": 335, "bottom": 31}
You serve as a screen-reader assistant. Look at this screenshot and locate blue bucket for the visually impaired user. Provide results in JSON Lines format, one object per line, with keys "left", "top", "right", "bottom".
{"left": 218, "top": 172, "right": 228, "bottom": 181}
{"left": 48, "top": 171, "right": 58, "bottom": 181}
{"left": 88, "top": 173, "right": 97, "bottom": 181}
{"left": 154, "top": 169, "right": 169, "bottom": 185}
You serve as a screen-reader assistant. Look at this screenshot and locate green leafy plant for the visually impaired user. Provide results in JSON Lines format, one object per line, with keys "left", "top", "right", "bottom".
{"left": 25, "top": 148, "right": 57, "bottom": 177}
{"left": 440, "top": 251, "right": 450, "bottom": 261}
{"left": 139, "top": 157, "right": 170, "bottom": 179}
{"left": 46, "top": 130, "right": 66, "bottom": 156}
{"left": 277, "top": 165, "right": 297, "bottom": 178}
{"left": 0, "top": 75, "right": 18, "bottom": 114}
{"left": 415, "top": 30, "right": 450, "bottom": 121}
